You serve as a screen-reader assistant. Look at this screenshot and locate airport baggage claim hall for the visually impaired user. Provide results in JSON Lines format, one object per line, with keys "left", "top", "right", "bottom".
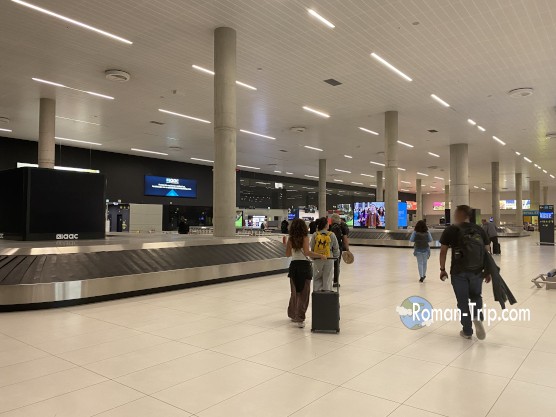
{"left": 0, "top": 1, "right": 556, "bottom": 416}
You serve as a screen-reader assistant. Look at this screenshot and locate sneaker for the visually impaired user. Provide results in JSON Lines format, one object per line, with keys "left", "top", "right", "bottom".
{"left": 419, "top": 277, "right": 425, "bottom": 283}
{"left": 459, "top": 330, "right": 472, "bottom": 340}
{"left": 297, "top": 321, "right": 305, "bottom": 328}
{"left": 333, "top": 283, "right": 340, "bottom": 288}
{"left": 474, "top": 320, "right": 486, "bottom": 340}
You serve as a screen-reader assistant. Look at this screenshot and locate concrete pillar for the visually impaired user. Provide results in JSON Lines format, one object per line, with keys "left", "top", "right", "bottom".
{"left": 491, "top": 162, "right": 501, "bottom": 225}
{"left": 213, "top": 27, "right": 237, "bottom": 237}
{"left": 530, "top": 180, "right": 541, "bottom": 211}
{"left": 444, "top": 184, "right": 450, "bottom": 211}
{"left": 384, "top": 111, "right": 399, "bottom": 229}
{"left": 515, "top": 172, "right": 523, "bottom": 226}
{"left": 543, "top": 186, "right": 549, "bottom": 205}
{"left": 450, "top": 144, "right": 469, "bottom": 208}
{"left": 38, "top": 98, "right": 56, "bottom": 169}
{"left": 416, "top": 179, "right": 423, "bottom": 221}
{"left": 319, "top": 159, "right": 326, "bottom": 215}
{"left": 376, "top": 171, "right": 384, "bottom": 201}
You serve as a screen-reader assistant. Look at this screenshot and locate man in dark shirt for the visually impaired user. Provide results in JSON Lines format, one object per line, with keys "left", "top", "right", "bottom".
{"left": 440, "top": 205, "right": 491, "bottom": 340}
{"left": 330, "top": 214, "right": 350, "bottom": 288}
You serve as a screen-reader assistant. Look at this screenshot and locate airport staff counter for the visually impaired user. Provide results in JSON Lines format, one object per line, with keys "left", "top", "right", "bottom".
{"left": 0, "top": 234, "right": 289, "bottom": 310}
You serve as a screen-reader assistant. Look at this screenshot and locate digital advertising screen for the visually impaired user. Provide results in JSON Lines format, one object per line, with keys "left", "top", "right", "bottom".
{"left": 398, "top": 202, "right": 408, "bottom": 227}
{"left": 500, "top": 199, "right": 531, "bottom": 210}
{"left": 235, "top": 210, "right": 243, "bottom": 228}
{"left": 144, "top": 176, "right": 197, "bottom": 198}
{"left": 433, "top": 202, "right": 445, "bottom": 211}
{"left": 353, "top": 202, "right": 385, "bottom": 228}
{"left": 406, "top": 201, "right": 417, "bottom": 211}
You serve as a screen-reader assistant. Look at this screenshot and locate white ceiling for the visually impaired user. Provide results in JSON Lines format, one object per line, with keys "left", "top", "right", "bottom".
{"left": 1, "top": 0, "right": 556, "bottom": 195}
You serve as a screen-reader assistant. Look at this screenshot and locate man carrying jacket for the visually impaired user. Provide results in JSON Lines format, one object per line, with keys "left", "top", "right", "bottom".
{"left": 439, "top": 205, "right": 491, "bottom": 340}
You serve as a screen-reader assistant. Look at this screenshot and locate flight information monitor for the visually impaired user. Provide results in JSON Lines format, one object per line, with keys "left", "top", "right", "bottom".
{"left": 144, "top": 176, "right": 197, "bottom": 198}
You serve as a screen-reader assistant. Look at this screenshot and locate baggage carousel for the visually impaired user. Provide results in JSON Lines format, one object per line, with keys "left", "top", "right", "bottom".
{"left": 0, "top": 234, "right": 289, "bottom": 310}
{"left": 348, "top": 229, "right": 443, "bottom": 247}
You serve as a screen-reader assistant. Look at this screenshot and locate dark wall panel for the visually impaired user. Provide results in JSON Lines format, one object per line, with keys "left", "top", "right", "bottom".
{"left": 0, "top": 137, "right": 213, "bottom": 206}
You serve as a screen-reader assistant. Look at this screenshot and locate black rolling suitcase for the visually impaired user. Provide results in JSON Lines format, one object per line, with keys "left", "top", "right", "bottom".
{"left": 493, "top": 242, "right": 501, "bottom": 255}
{"left": 311, "top": 261, "right": 340, "bottom": 333}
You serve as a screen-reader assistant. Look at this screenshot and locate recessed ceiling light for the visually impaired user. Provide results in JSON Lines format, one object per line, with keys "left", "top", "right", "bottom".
{"left": 400, "top": 188, "right": 410, "bottom": 192}
{"left": 473, "top": 186, "right": 479, "bottom": 189}
{"left": 467, "top": 119, "right": 476, "bottom": 125}
{"left": 434, "top": 176, "right": 445, "bottom": 180}
{"left": 370, "top": 52, "right": 412, "bottom": 82}
{"left": 397, "top": 140, "right": 414, "bottom": 148}
{"left": 131, "top": 148, "right": 168, "bottom": 156}
{"left": 307, "top": 9, "right": 335, "bottom": 29}
{"left": 158, "top": 109, "right": 210, "bottom": 124}
{"left": 302, "top": 106, "right": 330, "bottom": 118}
{"left": 344, "top": 155, "right": 353, "bottom": 159}
{"left": 401, "top": 180, "right": 411, "bottom": 184}
{"left": 190, "top": 157, "right": 214, "bottom": 163}
{"left": 335, "top": 169, "right": 351, "bottom": 173}
{"left": 32, "top": 78, "right": 114, "bottom": 99}
{"left": 543, "top": 169, "right": 547, "bottom": 173}
{"left": 398, "top": 167, "right": 406, "bottom": 171}
{"left": 430, "top": 94, "right": 450, "bottom": 107}
{"left": 359, "top": 127, "right": 379, "bottom": 135}
{"left": 273, "top": 170, "right": 282, "bottom": 173}
{"left": 481, "top": 187, "right": 486, "bottom": 191}
{"left": 477, "top": 126, "right": 486, "bottom": 132}
{"left": 537, "top": 165, "right": 542, "bottom": 170}
{"left": 235, "top": 81, "right": 257, "bottom": 90}
{"left": 304, "top": 174, "right": 319, "bottom": 179}
{"left": 0, "top": 128, "right": 13, "bottom": 132}
{"left": 12, "top": 0, "right": 133, "bottom": 44}
{"left": 304, "top": 145, "right": 324, "bottom": 152}
{"left": 333, "top": 179, "right": 343, "bottom": 182}
{"left": 551, "top": 174, "right": 555, "bottom": 179}
{"left": 524, "top": 157, "right": 532, "bottom": 163}
{"left": 361, "top": 173, "right": 374, "bottom": 178}
{"left": 286, "top": 172, "right": 293, "bottom": 175}
{"left": 430, "top": 186, "right": 437, "bottom": 189}
{"left": 55, "top": 136, "right": 101, "bottom": 146}
{"left": 515, "top": 151, "right": 521, "bottom": 156}
{"left": 428, "top": 152, "right": 440, "bottom": 157}
{"left": 370, "top": 161, "right": 385, "bottom": 166}
{"left": 191, "top": 65, "right": 257, "bottom": 90}
{"left": 492, "top": 136, "right": 506, "bottom": 146}
{"left": 351, "top": 181, "right": 363, "bottom": 185}
{"left": 237, "top": 164, "right": 261, "bottom": 170}
{"left": 239, "top": 129, "right": 275, "bottom": 140}
{"left": 56, "top": 116, "right": 100, "bottom": 126}
{"left": 417, "top": 172, "right": 429, "bottom": 176}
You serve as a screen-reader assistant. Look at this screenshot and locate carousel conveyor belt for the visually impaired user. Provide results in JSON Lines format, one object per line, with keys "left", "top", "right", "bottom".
{"left": 0, "top": 238, "right": 289, "bottom": 310}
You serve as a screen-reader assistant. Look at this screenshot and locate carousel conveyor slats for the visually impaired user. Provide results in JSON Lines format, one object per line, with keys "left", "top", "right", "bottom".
{"left": 0, "top": 237, "right": 290, "bottom": 309}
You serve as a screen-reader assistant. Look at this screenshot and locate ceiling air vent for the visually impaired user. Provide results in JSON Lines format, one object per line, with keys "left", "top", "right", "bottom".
{"left": 324, "top": 78, "right": 342, "bottom": 86}
{"left": 149, "top": 121, "right": 165, "bottom": 125}
{"left": 105, "top": 69, "right": 131, "bottom": 82}
{"left": 546, "top": 132, "right": 556, "bottom": 140}
{"left": 507, "top": 87, "right": 533, "bottom": 98}
{"left": 280, "top": 149, "right": 288, "bottom": 153}
{"left": 428, "top": 129, "right": 438, "bottom": 133}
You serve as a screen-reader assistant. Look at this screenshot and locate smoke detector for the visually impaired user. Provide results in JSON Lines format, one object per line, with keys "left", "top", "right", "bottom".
{"left": 507, "top": 87, "right": 533, "bottom": 98}
{"left": 105, "top": 69, "right": 131, "bottom": 82}
{"left": 546, "top": 132, "right": 556, "bottom": 140}
{"left": 290, "top": 127, "right": 306, "bottom": 133}
{"left": 0, "top": 117, "right": 9, "bottom": 125}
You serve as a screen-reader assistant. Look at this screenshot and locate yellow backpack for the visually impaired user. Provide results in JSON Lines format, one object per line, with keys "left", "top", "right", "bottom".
{"left": 314, "top": 231, "right": 332, "bottom": 257}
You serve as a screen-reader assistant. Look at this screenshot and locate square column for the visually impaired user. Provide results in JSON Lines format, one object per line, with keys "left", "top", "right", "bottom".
{"left": 515, "top": 172, "right": 523, "bottom": 226}
{"left": 384, "top": 111, "right": 399, "bottom": 230}
{"left": 416, "top": 179, "right": 423, "bottom": 220}
{"left": 376, "top": 171, "right": 383, "bottom": 201}
{"left": 38, "top": 98, "right": 56, "bottom": 169}
{"left": 491, "top": 162, "right": 500, "bottom": 224}
{"left": 319, "top": 159, "right": 326, "bottom": 215}
{"left": 530, "top": 180, "right": 541, "bottom": 211}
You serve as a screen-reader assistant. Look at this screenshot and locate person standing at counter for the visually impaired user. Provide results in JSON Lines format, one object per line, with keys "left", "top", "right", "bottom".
{"left": 286, "top": 219, "right": 326, "bottom": 328}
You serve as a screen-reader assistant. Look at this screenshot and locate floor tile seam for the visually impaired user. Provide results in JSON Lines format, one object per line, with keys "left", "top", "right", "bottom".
{"left": 394, "top": 338, "right": 477, "bottom": 367}
{"left": 0, "top": 363, "right": 82, "bottom": 391}
{"left": 88, "top": 394, "right": 151, "bottom": 417}
{"left": 386, "top": 403, "right": 450, "bottom": 417}
{"left": 205, "top": 332, "right": 308, "bottom": 359}
{"left": 445, "top": 362, "right": 515, "bottom": 380}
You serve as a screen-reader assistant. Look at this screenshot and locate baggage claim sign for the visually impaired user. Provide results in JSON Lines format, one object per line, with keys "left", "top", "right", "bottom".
{"left": 144, "top": 176, "right": 197, "bottom": 198}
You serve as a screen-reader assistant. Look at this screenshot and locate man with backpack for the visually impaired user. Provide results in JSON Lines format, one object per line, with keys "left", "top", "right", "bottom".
{"left": 439, "top": 205, "right": 491, "bottom": 340}
{"left": 330, "top": 214, "right": 350, "bottom": 288}
{"left": 310, "top": 217, "right": 340, "bottom": 291}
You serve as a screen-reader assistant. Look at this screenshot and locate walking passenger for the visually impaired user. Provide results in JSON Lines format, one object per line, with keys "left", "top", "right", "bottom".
{"left": 286, "top": 219, "right": 326, "bottom": 328}
{"left": 310, "top": 217, "right": 340, "bottom": 291}
{"left": 330, "top": 214, "right": 350, "bottom": 288}
{"left": 410, "top": 220, "right": 433, "bottom": 282}
{"left": 440, "top": 205, "right": 491, "bottom": 340}
{"left": 482, "top": 218, "right": 500, "bottom": 254}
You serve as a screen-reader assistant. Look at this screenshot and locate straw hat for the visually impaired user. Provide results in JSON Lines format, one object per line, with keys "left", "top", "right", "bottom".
{"left": 342, "top": 251, "right": 354, "bottom": 264}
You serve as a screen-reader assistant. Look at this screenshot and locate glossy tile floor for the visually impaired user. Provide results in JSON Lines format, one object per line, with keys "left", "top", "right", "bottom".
{"left": 0, "top": 234, "right": 555, "bottom": 416}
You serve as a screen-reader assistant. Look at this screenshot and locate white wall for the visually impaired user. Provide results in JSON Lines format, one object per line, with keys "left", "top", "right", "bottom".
{"left": 129, "top": 204, "right": 163, "bottom": 232}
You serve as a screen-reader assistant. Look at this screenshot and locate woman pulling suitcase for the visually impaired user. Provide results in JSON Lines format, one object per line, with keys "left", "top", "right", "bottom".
{"left": 285, "top": 219, "right": 327, "bottom": 328}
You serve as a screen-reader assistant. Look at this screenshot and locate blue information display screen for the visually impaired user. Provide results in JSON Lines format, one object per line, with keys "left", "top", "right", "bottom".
{"left": 144, "top": 176, "right": 197, "bottom": 198}
{"left": 539, "top": 205, "right": 554, "bottom": 245}
{"left": 398, "top": 202, "right": 408, "bottom": 228}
